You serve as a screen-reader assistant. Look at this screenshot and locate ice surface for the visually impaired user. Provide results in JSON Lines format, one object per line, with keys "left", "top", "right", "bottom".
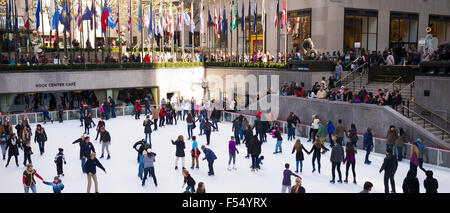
{"left": 1, "top": 115, "right": 449, "bottom": 193}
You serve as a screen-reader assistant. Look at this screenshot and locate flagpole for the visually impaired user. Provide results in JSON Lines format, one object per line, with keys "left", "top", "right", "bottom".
{"left": 27, "top": 0, "right": 31, "bottom": 55}
{"left": 276, "top": 0, "right": 280, "bottom": 61}
{"left": 64, "top": 0, "right": 68, "bottom": 60}
{"left": 70, "top": 0, "right": 74, "bottom": 62}
{"left": 262, "top": 0, "right": 265, "bottom": 55}
{"left": 181, "top": 1, "right": 184, "bottom": 60}
{"left": 41, "top": 0, "right": 44, "bottom": 51}
{"left": 94, "top": 0, "right": 97, "bottom": 64}
{"left": 284, "top": 1, "right": 287, "bottom": 64}
{"left": 140, "top": 0, "right": 143, "bottom": 63}
{"left": 13, "top": 0, "right": 17, "bottom": 61}
{"left": 129, "top": 0, "right": 132, "bottom": 58}
{"left": 56, "top": 4, "right": 60, "bottom": 64}
{"left": 118, "top": 0, "right": 122, "bottom": 64}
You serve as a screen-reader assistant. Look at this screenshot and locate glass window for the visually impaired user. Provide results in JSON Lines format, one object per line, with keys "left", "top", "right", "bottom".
{"left": 429, "top": 16, "right": 450, "bottom": 44}
{"left": 389, "top": 12, "right": 419, "bottom": 55}
{"left": 344, "top": 9, "right": 378, "bottom": 53}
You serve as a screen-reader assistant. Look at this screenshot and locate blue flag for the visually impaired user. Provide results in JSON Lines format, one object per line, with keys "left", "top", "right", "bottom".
{"left": 6, "top": 0, "right": 11, "bottom": 31}
{"left": 14, "top": 0, "right": 18, "bottom": 33}
{"left": 248, "top": 0, "right": 251, "bottom": 32}
{"left": 82, "top": 7, "right": 92, "bottom": 21}
{"left": 241, "top": 0, "right": 244, "bottom": 31}
{"left": 149, "top": 3, "right": 152, "bottom": 38}
{"left": 208, "top": 5, "right": 212, "bottom": 25}
{"left": 107, "top": 7, "right": 116, "bottom": 29}
{"left": 222, "top": 6, "right": 227, "bottom": 34}
{"left": 60, "top": 1, "right": 70, "bottom": 31}
{"left": 138, "top": 0, "right": 142, "bottom": 32}
{"left": 253, "top": 0, "right": 257, "bottom": 33}
{"left": 52, "top": 4, "right": 60, "bottom": 30}
{"left": 35, "top": 0, "right": 41, "bottom": 30}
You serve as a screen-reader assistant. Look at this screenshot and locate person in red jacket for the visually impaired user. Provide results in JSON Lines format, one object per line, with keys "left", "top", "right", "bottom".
{"left": 135, "top": 100, "right": 142, "bottom": 120}
{"left": 23, "top": 164, "right": 44, "bottom": 193}
{"left": 159, "top": 105, "right": 166, "bottom": 127}
{"left": 144, "top": 54, "right": 151, "bottom": 63}
{"left": 95, "top": 116, "right": 106, "bottom": 141}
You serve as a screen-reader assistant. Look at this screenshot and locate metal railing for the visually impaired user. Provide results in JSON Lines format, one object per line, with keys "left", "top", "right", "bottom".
{"left": 400, "top": 104, "right": 450, "bottom": 141}
{"left": 386, "top": 76, "right": 403, "bottom": 91}
{"left": 335, "top": 62, "right": 368, "bottom": 87}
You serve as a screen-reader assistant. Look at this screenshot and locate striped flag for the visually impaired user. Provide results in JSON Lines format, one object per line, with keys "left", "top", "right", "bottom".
{"left": 24, "top": 0, "right": 29, "bottom": 30}
{"left": 274, "top": 0, "right": 278, "bottom": 28}
{"left": 281, "top": 0, "right": 286, "bottom": 29}
{"left": 128, "top": 2, "right": 131, "bottom": 32}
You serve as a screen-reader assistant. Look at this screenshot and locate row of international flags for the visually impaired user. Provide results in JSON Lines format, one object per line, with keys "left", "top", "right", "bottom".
{"left": 5, "top": 0, "right": 294, "bottom": 39}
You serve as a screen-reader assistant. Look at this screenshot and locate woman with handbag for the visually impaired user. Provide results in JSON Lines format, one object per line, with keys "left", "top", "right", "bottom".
{"left": 190, "top": 136, "right": 200, "bottom": 169}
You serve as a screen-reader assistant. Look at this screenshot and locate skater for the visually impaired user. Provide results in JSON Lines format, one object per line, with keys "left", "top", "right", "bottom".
{"left": 103, "top": 99, "right": 111, "bottom": 120}
{"left": 22, "top": 142, "right": 33, "bottom": 166}
{"left": 5, "top": 133, "right": 21, "bottom": 167}
{"left": 360, "top": 181, "right": 373, "bottom": 193}
{"left": 182, "top": 169, "right": 196, "bottom": 193}
{"left": 186, "top": 113, "right": 195, "bottom": 140}
{"left": 291, "top": 139, "right": 308, "bottom": 173}
{"left": 202, "top": 118, "right": 217, "bottom": 145}
{"left": 291, "top": 177, "right": 305, "bottom": 193}
{"left": 409, "top": 141, "right": 420, "bottom": 173}
{"left": 95, "top": 116, "right": 106, "bottom": 141}
{"left": 335, "top": 120, "right": 345, "bottom": 145}
{"left": 151, "top": 106, "right": 159, "bottom": 131}
{"left": 142, "top": 150, "right": 158, "bottom": 187}
{"left": 83, "top": 111, "right": 92, "bottom": 135}
{"left": 243, "top": 124, "right": 253, "bottom": 158}
{"left": 249, "top": 135, "right": 262, "bottom": 172}
{"left": 109, "top": 96, "right": 116, "bottom": 118}
{"left": 159, "top": 105, "right": 166, "bottom": 126}
{"left": 415, "top": 139, "right": 427, "bottom": 173}
{"left": 54, "top": 148, "right": 66, "bottom": 177}
{"left": 228, "top": 136, "right": 239, "bottom": 171}
{"left": 347, "top": 124, "right": 358, "bottom": 147}
{"left": 196, "top": 182, "right": 205, "bottom": 193}
{"left": 281, "top": 163, "right": 300, "bottom": 193}
{"left": 273, "top": 127, "right": 283, "bottom": 154}
{"left": 232, "top": 116, "right": 242, "bottom": 145}
{"left": 210, "top": 108, "right": 221, "bottom": 131}
{"left": 190, "top": 136, "right": 200, "bottom": 169}
{"left": 307, "top": 140, "right": 329, "bottom": 174}
{"left": 201, "top": 145, "right": 217, "bottom": 176}
{"left": 40, "top": 106, "right": 52, "bottom": 124}
{"left": 57, "top": 103, "right": 64, "bottom": 123}
{"left": 99, "top": 127, "right": 111, "bottom": 160}
{"left": 309, "top": 114, "right": 320, "bottom": 142}
{"left": 327, "top": 120, "right": 335, "bottom": 146}
{"left": 329, "top": 139, "right": 344, "bottom": 184}
{"left": 143, "top": 116, "right": 154, "bottom": 145}
{"left": 343, "top": 142, "right": 357, "bottom": 184}
{"left": 196, "top": 113, "right": 206, "bottom": 136}
{"left": 395, "top": 128, "right": 406, "bottom": 161}
{"left": 80, "top": 136, "right": 96, "bottom": 173}
{"left": 386, "top": 125, "right": 397, "bottom": 151}
{"left": 379, "top": 148, "right": 398, "bottom": 193}
{"left": 287, "top": 112, "right": 301, "bottom": 141}
{"left": 253, "top": 116, "right": 265, "bottom": 143}
{"left": 0, "top": 132, "right": 6, "bottom": 160}
{"left": 84, "top": 152, "right": 107, "bottom": 193}
{"left": 363, "top": 128, "right": 373, "bottom": 164}
{"left": 0, "top": 121, "right": 13, "bottom": 140}
{"left": 43, "top": 176, "right": 65, "bottom": 193}
{"left": 135, "top": 100, "right": 142, "bottom": 120}
{"left": 316, "top": 121, "right": 327, "bottom": 146}
{"left": 34, "top": 124, "right": 48, "bottom": 155}
{"left": 23, "top": 164, "right": 44, "bottom": 193}
{"left": 171, "top": 135, "right": 186, "bottom": 170}
{"left": 424, "top": 170, "right": 438, "bottom": 193}
{"left": 15, "top": 120, "right": 24, "bottom": 142}
{"left": 72, "top": 135, "right": 86, "bottom": 160}
{"left": 402, "top": 170, "right": 419, "bottom": 193}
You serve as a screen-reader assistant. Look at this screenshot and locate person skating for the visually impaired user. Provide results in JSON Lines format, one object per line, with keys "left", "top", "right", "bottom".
{"left": 143, "top": 115, "right": 154, "bottom": 145}
{"left": 186, "top": 113, "right": 195, "bottom": 140}
{"left": 402, "top": 170, "right": 420, "bottom": 193}
{"left": 210, "top": 108, "right": 221, "bottom": 131}
{"left": 327, "top": 120, "right": 335, "bottom": 147}
{"left": 330, "top": 139, "right": 344, "bottom": 184}
{"left": 99, "top": 127, "right": 111, "bottom": 160}
{"left": 232, "top": 116, "right": 242, "bottom": 145}
{"left": 135, "top": 100, "right": 142, "bottom": 120}
{"left": 228, "top": 136, "right": 239, "bottom": 171}
{"left": 307, "top": 140, "right": 329, "bottom": 174}
{"left": 273, "top": 127, "right": 283, "bottom": 154}
{"left": 190, "top": 136, "right": 200, "bottom": 169}
{"left": 202, "top": 118, "right": 217, "bottom": 145}
{"left": 379, "top": 148, "right": 398, "bottom": 193}
{"left": 21, "top": 126, "right": 31, "bottom": 150}
{"left": 196, "top": 182, "right": 205, "bottom": 193}
{"left": 201, "top": 145, "right": 217, "bottom": 176}
{"left": 109, "top": 96, "right": 116, "bottom": 118}
{"left": 242, "top": 124, "right": 253, "bottom": 158}
{"left": 282, "top": 163, "right": 300, "bottom": 193}
{"left": 347, "top": 124, "right": 358, "bottom": 147}
{"left": 22, "top": 142, "right": 33, "bottom": 166}
{"left": 410, "top": 141, "right": 420, "bottom": 173}
{"left": 363, "top": 128, "right": 373, "bottom": 164}
{"left": 309, "top": 114, "right": 320, "bottom": 142}
{"left": 43, "top": 176, "right": 65, "bottom": 193}
{"left": 72, "top": 135, "right": 86, "bottom": 160}
{"left": 95, "top": 116, "right": 106, "bottom": 141}
{"left": 386, "top": 125, "right": 397, "bottom": 151}
{"left": 0, "top": 132, "right": 7, "bottom": 160}
{"left": 80, "top": 136, "right": 96, "bottom": 173}
{"left": 40, "top": 106, "right": 53, "bottom": 124}
{"left": 34, "top": 124, "right": 48, "bottom": 155}
{"left": 253, "top": 117, "right": 265, "bottom": 143}
{"left": 141, "top": 150, "right": 158, "bottom": 187}
{"left": 316, "top": 121, "right": 328, "bottom": 147}
{"left": 182, "top": 169, "right": 196, "bottom": 193}
{"left": 424, "top": 170, "right": 438, "bottom": 193}
{"left": 171, "top": 135, "right": 186, "bottom": 170}
{"left": 334, "top": 119, "right": 345, "bottom": 145}
{"left": 57, "top": 102, "right": 64, "bottom": 123}
{"left": 14, "top": 120, "right": 24, "bottom": 142}
{"left": 395, "top": 128, "right": 406, "bottom": 161}
{"left": 291, "top": 177, "right": 305, "bottom": 193}
{"left": 287, "top": 112, "right": 301, "bottom": 141}
{"left": 359, "top": 181, "right": 373, "bottom": 193}
{"left": 159, "top": 105, "right": 166, "bottom": 126}
{"left": 83, "top": 112, "right": 93, "bottom": 135}
{"left": 23, "top": 164, "right": 44, "bottom": 193}
{"left": 133, "top": 139, "right": 150, "bottom": 162}
{"left": 151, "top": 106, "right": 159, "bottom": 131}
{"left": 249, "top": 135, "right": 262, "bottom": 172}
{"left": 54, "top": 148, "right": 66, "bottom": 177}
{"left": 84, "top": 152, "right": 107, "bottom": 193}
{"left": 196, "top": 113, "right": 206, "bottom": 136}
{"left": 292, "top": 139, "right": 309, "bottom": 173}
{"left": 343, "top": 142, "right": 357, "bottom": 184}
{"left": 415, "top": 139, "right": 427, "bottom": 173}
{"left": 5, "top": 133, "right": 21, "bottom": 167}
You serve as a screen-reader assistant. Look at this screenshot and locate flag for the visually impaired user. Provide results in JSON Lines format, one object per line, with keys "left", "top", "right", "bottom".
{"left": 169, "top": 2, "right": 173, "bottom": 36}
{"left": 50, "top": 1, "right": 55, "bottom": 22}
{"left": 281, "top": 0, "right": 286, "bottom": 29}
{"left": 222, "top": 5, "right": 227, "bottom": 34}
{"left": 184, "top": 12, "right": 190, "bottom": 26}
{"left": 24, "top": 0, "right": 29, "bottom": 30}
{"left": 200, "top": 3, "right": 204, "bottom": 34}
{"left": 6, "top": 0, "right": 11, "bottom": 31}
{"left": 262, "top": 0, "right": 265, "bottom": 30}
{"left": 52, "top": 4, "right": 60, "bottom": 30}
{"left": 101, "top": 1, "right": 109, "bottom": 33}
{"left": 274, "top": 0, "right": 278, "bottom": 28}
{"left": 248, "top": 0, "right": 251, "bottom": 33}
{"left": 253, "top": 0, "right": 257, "bottom": 33}
{"left": 232, "top": 1, "right": 238, "bottom": 30}
{"left": 179, "top": 3, "right": 184, "bottom": 33}
{"left": 77, "top": 0, "right": 82, "bottom": 30}
{"left": 35, "top": 0, "right": 41, "bottom": 30}
{"left": 190, "top": 2, "right": 195, "bottom": 33}
{"left": 138, "top": 0, "right": 142, "bottom": 32}
{"left": 82, "top": 7, "right": 92, "bottom": 21}
{"left": 214, "top": 7, "right": 218, "bottom": 34}
{"left": 60, "top": 0, "right": 70, "bottom": 32}
{"left": 208, "top": 5, "right": 212, "bottom": 25}
{"left": 158, "top": 3, "right": 163, "bottom": 36}
{"left": 128, "top": 2, "right": 131, "bottom": 32}
{"left": 149, "top": 2, "right": 153, "bottom": 38}
{"left": 13, "top": 0, "right": 18, "bottom": 33}
{"left": 108, "top": 8, "right": 116, "bottom": 29}
{"left": 241, "top": 0, "right": 244, "bottom": 31}
{"left": 91, "top": 0, "right": 95, "bottom": 30}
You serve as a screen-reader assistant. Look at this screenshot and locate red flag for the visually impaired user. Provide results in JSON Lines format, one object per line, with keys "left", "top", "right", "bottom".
{"left": 281, "top": 0, "right": 286, "bottom": 29}
{"left": 101, "top": 7, "right": 109, "bottom": 33}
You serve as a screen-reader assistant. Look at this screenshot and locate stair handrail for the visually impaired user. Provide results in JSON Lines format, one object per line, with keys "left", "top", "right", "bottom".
{"left": 410, "top": 98, "right": 450, "bottom": 125}
{"left": 336, "top": 62, "right": 368, "bottom": 86}
{"left": 400, "top": 105, "right": 450, "bottom": 139}
{"left": 344, "top": 75, "right": 363, "bottom": 88}
{"left": 386, "top": 76, "right": 402, "bottom": 90}
{"left": 392, "top": 80, "right": 415, "bottom": 99}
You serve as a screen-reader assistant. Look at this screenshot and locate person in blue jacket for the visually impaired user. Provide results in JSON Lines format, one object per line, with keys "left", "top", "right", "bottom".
{"left": 39, "top": 106, "right": 53, "bottom": 124}
{"left": 415, "top": 138, "right": 427, "bottom": 173}
{"left": 327, "top": 120, "right": 335, "bottom": 147}
{"left": 363, "top": 128, "right": 374, "bottom": 165}
{"left": 43, "top": 176, "right": 65, "bottom": 193}
{"left": 80, "top": 136, "right": 96, "bottom": 173}
{"left": 84, "top": 152, "right": 107, "bottom": 193}
{"left": 201, "top": 145, "right": 217, "bottom": 176}
{"left": 196, "top": 114, "right": 206, "bottom": 136}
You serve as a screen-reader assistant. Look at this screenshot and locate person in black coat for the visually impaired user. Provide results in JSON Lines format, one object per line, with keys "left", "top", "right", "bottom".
{"left": 5, "top": 133, "right": 21, "bottom": 167}
{"left": 291, "top": 139, "right": 309, "bottom": 173}
{"left": 253, "top": 118, "right": 265, "bottom": 142}
{"left": 307, "top": 141, "right": 329, "bottom": 174}
{"left": 80, "top": 136, "right": 96, "bottom": 173}
{"left": 99, "top": 128, "right": 111, "bottom": 159}
{"left": 248, "top": 135, "right": 262, "bottom": 171}
{"left": 287, "top": 113, "right": 301, "bottom": 141}
{"left": 202, "top": 118, "right": 217, "bottom": 145}
{"left": 133, "top": 139, "right": 150, "bottom": 162}
{"left": 34, "top": 125, "right": 47, "bottom": 155}
{"left": 171, "top": 135, "right": 186, "bottom": 170}
{"left": 210, "top": 108, "right": 221, "bottom": 131}
{"left": 242, "top": 124, "right": 254, "bottom": 158}
{"left": 232, "top": 117, "right": 242, "bottom": 145}
{"left": 143, "top": 116, "right": 154, "bottom": 145}
{"left": 402, "top": 170, "right": 420, "bottom": 193}
{"left": 424, "top": 170, "right": 438, "bottom": 193}
{"left": 72, "top": 135, "right": 86, "bottom": 160}
{"left": 83, "top": 111, "right": 92, "bottom": 135}
{"left": 379, "top": 148, "right": 398, "bottom": 193}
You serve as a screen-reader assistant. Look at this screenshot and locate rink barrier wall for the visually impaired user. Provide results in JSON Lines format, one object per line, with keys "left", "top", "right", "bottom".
{"left": 221, "top": 111, "right": 450, "bottom": 170}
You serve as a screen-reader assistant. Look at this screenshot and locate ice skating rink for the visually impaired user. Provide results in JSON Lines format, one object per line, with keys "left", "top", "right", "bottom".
{"left": 1, "top": 115, "right": 449, "bottom": 193}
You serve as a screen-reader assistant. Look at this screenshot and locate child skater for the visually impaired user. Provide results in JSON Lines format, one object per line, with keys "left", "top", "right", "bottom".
{"left": 54, "top": 148, "right": 66, "bottom": 177}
